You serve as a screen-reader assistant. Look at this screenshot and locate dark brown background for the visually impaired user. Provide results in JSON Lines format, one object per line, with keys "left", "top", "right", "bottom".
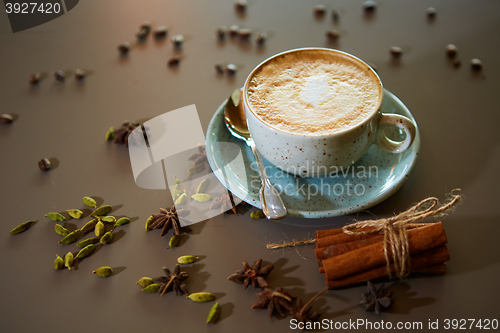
{"left": 1, "top": 0, "right": 499, "bottom": 332}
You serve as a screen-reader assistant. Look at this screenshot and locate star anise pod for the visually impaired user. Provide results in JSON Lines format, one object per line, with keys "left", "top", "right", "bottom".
{"left": 252, "top": 287, "right": 295, "bottom": 318}
{"left": 360, "top": 281, "right": 392, "bottom": 314}
{"left": 113, "top": 121, "right": 145, "bottom": 147}
{"left": 147, "top": 206, "right": 192, "bottom": 236}
{"left": 228, "top": 258, "right": 274, "bottom": 290}
{"left": 210, "top": 188, "right": 241, "bottom": 214}
{"left": 291, "top": 288, "right": 327, "bottom": 330}
{"left": 188, "top": 144, "right": 207, "bottom": 166}
{"left": 153, "top": 264, "right": 189, "bottom": 296}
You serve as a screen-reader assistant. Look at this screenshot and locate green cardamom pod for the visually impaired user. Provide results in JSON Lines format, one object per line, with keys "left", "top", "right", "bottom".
{"left": 105, "top": 127, "right": 115, "bottom": 141}
{"left": 136, "top": 277, "right": 154, "bottom": 288}
{"left": 169, "top": 235, "right": 181, "bottom": 247}
{"left": 188, "top": 163, "right": 205, "bottom": 174}
{"left": 191, "top": 193, "right": 212, "bottom": 203}
{"left": 206, "top": 302, "right": 221, "bottom": 324}
{"left": 175, "top": 192, "right": 187, "bottom": 206}
{"left": 172, "top": 176, "right": 183, "bottom": 200}
{"left": 74, "top": 244, "right": 95, "bottom": 260}
{"left": 142, "top": 283, "right": 162, "bottom": 293}
{"left": 187, "top": 292, "right": 215, "bottom": 303}
{"left": 93, "top": 266, "right": 113, "bottom": 277}
{"left": 64, "top": 252, "right": 74, "bottom": 270}
{"left": 83, "top": 196, "right": 97, "bottom": 208}
{"left": 59, "top": 229, "right": 81, "bottom": 245}
{"left": 177, "top": 255, "right": 199, "bottom": 264}
{"left": 10, "top": 220, "right": 36, "bottom": 235}
{"left": 54, "top": 223, "right": 69, "bottom": 236}
{"left": 45, "top": 212, "right": 65, "bottom": 221}
{"left": 54, "top": 255, "right": 64, "bottom": 270}
{"left": 115, "top": 217, "right": 130, "bottom": 227}
{"left": 196, "top": 177, "right": 209, "bottom": 194}
{"left": 145, "top": 215, "right": 155, "bottom": 231}
{"left": 100, "top": 231, "right": 113, "bottom": 245}
{"left": 67, "top": 209, "right": 83, "bottom": 219}
{"left": 77, "top": 237, "right": 99, "bottom": 248}
{"left": 95, "top": 221, "right": 105, "bottom": 237}
{"left": 250, "top": 211, "right": 266, "bottom": 219}
{"left": 91, "top": 205, "right": 112, "bottom": 217}
{"left": 99, "top": 216, "right": 116, "bottom": 223}
{"left": 80, "top": 218, "right": 98, "bottom": 234}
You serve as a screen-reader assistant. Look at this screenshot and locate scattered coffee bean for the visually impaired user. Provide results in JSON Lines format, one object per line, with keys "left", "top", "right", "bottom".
{"left": 313, "top": 4, "right": 327, "bottom": 16}
{"left": 470, "top": 58, "right": 482, "bottom": 71}
{"left": 332, "top": 9, "right": 340, "bottom": 21}
{"left": 38, "top": 158, "right": 51, "bottom": 171}
{"left": 446, "top": 44, "right": 458, "bottom": 58}
{"left": 255, "top": 32, "right": 267, "bottom": 44}
{"left": 54, "top": 70, "right": 66, "bottom": 82}
{"left": 168, "top": 56, "right": 181, "bottom": 67}
{"left": 234, "top": 0, "right": 247, "bottom": 12}
{"left": 140, "top": 21, "right": 151, "bottom": 34}
{"left": 326, "top": 30, "right": 340, "bottom": 41}
{"left": 137, "top": 29, "right": 149, "bottom": 40}
{"left": 74, "top": 69, "right": 85, "bottom": 80}
{"left": 362, "top": 0, "right": 377, "bottom": 12}
{"left": 154, "top": 26, "right": 168, "bottom": 38}
{"left": 216, "top": 26, "right": 227, "bottom": 39}
{"left": 237, "top": 28, "right": 252, "bottom": 40}
{"left": 0, "top": 114, "right": 14, "bottom": 124}
{"left": 172, "top": 34, "right": 184, "bottom": 46}
{"left": 29, "top": 73, "right": 40, "bottom": 85}
{"left": 228, "top": 25, "right": 239, "bottom": 37}
{"left": 226, "top": 64, "right": 237, "bottom": 75}
{"left": 118, "top": 42, "right": 131, "bottom": 54}
{"left": 453, "top": 59, "right": 461, "bottom": 68}
{"left": 426, "top": 7, "right": 437, "bottom": 18}
{"left": 389, "top": 46, "right": 403, "bottom": 58}
{"left": 215, "top": 64, "right": 225, "bottom": 74}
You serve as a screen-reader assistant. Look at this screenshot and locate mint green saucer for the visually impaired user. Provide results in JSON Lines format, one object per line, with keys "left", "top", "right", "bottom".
{"left": 205, "top": 89, "right": 420, "bottom": 219}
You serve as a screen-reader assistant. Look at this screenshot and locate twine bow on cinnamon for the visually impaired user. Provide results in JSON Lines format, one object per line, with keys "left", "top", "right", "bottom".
{"left": 267, "top": 190, "right": 462, "bottom": 280}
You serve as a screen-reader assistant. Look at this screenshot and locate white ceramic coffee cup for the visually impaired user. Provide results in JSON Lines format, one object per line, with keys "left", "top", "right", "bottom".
{"left": 243, "top": 48, "right": 416, "bottom": 177}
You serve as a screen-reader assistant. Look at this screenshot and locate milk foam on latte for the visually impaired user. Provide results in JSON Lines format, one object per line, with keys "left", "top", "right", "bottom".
{"left": 246, "top": 50, "right": 381, "bottom": 135}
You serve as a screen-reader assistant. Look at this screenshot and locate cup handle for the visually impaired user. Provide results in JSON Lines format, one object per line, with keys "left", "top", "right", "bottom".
{"left": 376, "top": 114, "right": 416, "bottom": 153}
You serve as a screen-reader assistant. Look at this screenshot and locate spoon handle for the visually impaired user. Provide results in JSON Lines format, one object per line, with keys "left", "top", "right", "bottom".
{"left": 249, "top": 140, "right": 287, "bottom": 220}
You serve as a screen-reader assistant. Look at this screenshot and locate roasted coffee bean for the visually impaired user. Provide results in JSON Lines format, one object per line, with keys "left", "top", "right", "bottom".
{"left": 234, "top": 0, "right": 247, "bottom": 12}
{"left": 426, "top": 7, "right": 437, "bottom": 18}
{"left": 446, "top": 44, "right": 458, "bottom": 58}
{"left": 54, "top": 70, "right": 65, "bottom": 82}
{"left": 29, "top": 73, "right": 40, "bottom": 85}
{"left": 326, "top": 30, "right": 340, "bottom": 41}
{"left": 332, "top": 9, "right": 340, "bottom": 21}
{"left": 228, "top": 25, "right": 239, "bottom": 37}
{"left": 237, "top": 28, "right": 252, "bottom": 40}
{"left": 453, "top": 59, "right": 461, "bottom": 68}
{"left": 216, "top": 26, "right": 227, "bottom": 39}
{"left": 154, "top": 26, "right": 168, "bottom": 38}
{"left": 226, "top": 64, "right": 237, "bottom": 75}
{"left": 168, "top": 56, "right": 181, "bottom": 67}
{"left": 470, "top": 58, "right": 482, "bottom": 71}
{"left": 389, "top": 46, "right": 403, "bottom": 58}
{"left": 215, "top": 64, "right": 225, "bottom": 74}
{"left": 255, "top": 32, "right": 267, "bottom": 44}
{"left": 362, "top": 0, "right": 377, "bottom": 12}
{"left": 172, "top": 35, "right": 184, "bottom": 46}
{"left": 74, "top": 69, "right": 86, "bottom": 80}
{"left": 118, "top": 42, "right": 131, "bottom": 54}
{"left": 0, "top": 114, "right": 14, "bottom": 124}
{"left": 313, "top": 4, "right": 327, "bottom": 16}
{"left": 38, "top": 158, "right": 51, "bottom": 171}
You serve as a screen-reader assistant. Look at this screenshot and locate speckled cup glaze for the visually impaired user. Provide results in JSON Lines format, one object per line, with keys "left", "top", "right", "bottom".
{"left": 243, "top": 48, "right": 416, "bottom": 177}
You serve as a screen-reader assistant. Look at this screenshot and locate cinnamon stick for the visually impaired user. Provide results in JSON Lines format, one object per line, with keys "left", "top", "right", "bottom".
{"left": 323, "top": 222, "right": 447, "bottom": 281}
{"left": 325, "top": 245, "right": 450, "bottom": 289}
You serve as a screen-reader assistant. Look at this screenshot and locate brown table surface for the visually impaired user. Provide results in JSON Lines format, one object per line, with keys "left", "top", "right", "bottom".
{"left": 1, "top": 1, "right": 499, "bottom": 332}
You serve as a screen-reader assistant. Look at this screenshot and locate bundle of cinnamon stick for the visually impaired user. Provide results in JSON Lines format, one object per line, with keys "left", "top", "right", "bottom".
{"left": 315, "top": 222, "right": 450, "bottom": 289}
